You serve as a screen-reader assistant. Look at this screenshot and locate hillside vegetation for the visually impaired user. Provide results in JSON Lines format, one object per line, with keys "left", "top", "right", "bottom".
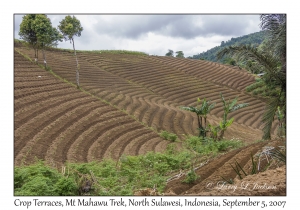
{"left": 189, "top": 31, "right": 267, "bottom": 62}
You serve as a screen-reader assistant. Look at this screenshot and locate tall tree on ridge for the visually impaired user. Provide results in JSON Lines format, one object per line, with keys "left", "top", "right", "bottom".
{"left": 58, "top": 15, "right": 83, "bottom": 88}
{"left": 32, "top": 15, "right": 63, "bottom": 68}
{"left": 19, "top": 15, "right": 39, "bottom": 62}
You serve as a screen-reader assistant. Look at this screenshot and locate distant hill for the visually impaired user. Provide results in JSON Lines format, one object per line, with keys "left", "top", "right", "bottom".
{"left": 188, "top": 30, "right": 268, "bottom": 63}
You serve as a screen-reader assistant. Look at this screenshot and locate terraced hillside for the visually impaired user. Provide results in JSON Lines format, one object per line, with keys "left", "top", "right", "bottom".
{"left": 14, "top": 50, "right": 169, "bottom": 167}
{"left": 15, "top": 45, "right": 278, "bottom": 166}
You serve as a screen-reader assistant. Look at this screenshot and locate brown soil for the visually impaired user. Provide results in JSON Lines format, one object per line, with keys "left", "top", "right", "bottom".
{"left": 164, "top": 140, "right": 286, "bottom": 196}
{"left": 14, "top": 45, "right": 285, "bottom": 196}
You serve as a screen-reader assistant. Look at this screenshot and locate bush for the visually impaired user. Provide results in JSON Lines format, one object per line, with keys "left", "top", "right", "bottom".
{"left": 184, "top": 136, "right": 243, "bottom": 155}
{"left": 160, "top": 130, "right": 178, "bottom": 142}
{"left": 182, "top": 169, "right": 199, "bottom": 184}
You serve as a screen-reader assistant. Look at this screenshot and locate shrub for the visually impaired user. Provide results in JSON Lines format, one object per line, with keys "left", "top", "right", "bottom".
{"left": 184, "top": 136, "right": 244, "bottom": 155}
{"left": 160, "top": 130, "right": 178, "bottom": 142}
{"left": 182, "top": 169, "right": 199, "bottom": 184}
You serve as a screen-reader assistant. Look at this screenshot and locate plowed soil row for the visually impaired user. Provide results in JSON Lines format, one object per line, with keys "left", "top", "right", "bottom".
{"left": 14, "top": 50, "right": 168, "bottom": 166}
{"left": 15, "top": 47, "right": 271, "bottom": 143}
{"left": 164, "top": 140, "right": 286, "bottom": 196}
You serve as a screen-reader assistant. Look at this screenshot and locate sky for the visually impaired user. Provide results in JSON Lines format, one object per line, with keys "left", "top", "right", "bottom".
{"left": 14, "top": 14, "right": 261, "bottom": 57}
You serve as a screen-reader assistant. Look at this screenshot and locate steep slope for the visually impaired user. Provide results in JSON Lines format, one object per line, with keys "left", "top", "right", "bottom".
{"left": 14, "top": 50, "right": 169, "bottom": 166}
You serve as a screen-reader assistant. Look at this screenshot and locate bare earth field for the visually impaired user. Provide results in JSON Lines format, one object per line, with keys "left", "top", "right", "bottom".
{"left": 14, "top": 45, "right": 285, "bottom": 195}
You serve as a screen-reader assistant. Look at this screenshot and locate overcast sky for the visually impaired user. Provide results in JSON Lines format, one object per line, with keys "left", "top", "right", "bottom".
{"left": 14, "top": 14, "right": 261, "bottom": 57}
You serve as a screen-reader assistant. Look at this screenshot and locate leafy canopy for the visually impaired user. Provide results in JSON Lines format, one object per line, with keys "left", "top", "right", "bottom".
{"left": 58, "top": 15, "right": 83, "bottom": 42}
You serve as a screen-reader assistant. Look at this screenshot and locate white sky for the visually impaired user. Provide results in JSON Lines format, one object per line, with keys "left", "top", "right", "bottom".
{"left": 14, "top": 14, "right": 261, "bottom": 57}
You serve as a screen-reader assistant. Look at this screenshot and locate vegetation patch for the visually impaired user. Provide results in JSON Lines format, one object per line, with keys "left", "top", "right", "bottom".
{"left": 184, "top": 136, "right": 244, "bottom": 156}
{"left": 14, "top": 144, "right": 193, "bottom": 196}
{"left": 160, "top": 130, "right": 178, "bottom": 142}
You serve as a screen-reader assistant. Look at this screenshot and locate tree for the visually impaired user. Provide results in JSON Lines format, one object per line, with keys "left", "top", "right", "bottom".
{"left": 32, "top": 15, "right": 63, "bottom": 68}
{"left": 218, "top": 93, "right": 249, "bottom": 140}
{"left": 165, "top": 49, "right": 174, "bottom": 57}
{"left": 216, "top": 14, "right": 286, "bottom": 140}
{"left": 58, "top": 15, "right": 83, "bottom": 88}
{"left": 175, "top": 51, "right": 184, "bottom": 58}
{"left": 181, "top": 98, "right": 216, "bottom": 137}
{"left": 19, "top": 15, "right": 39, "bottom": 62}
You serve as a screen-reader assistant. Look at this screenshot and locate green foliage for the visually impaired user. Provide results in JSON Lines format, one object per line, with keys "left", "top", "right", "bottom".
{"left": 32, "top": 15, "right": 63, "bottom": 48}
{"left": 269, "top": 147, "right": 286, "bottom": 163}
{"left": 181, "top": 98, "right": 216, "bottom": 138}
{"left": 58, "top": 15, "right": 83, "bottom": 88}
{"left": 58, "top": 15, "right": 83, "bottom": 41}
{"left": 230, "top": 160, "right": 247, "bottom": 180}
{"left": 182, "top": 169, "right": 199, "bottom": 184}
{"left": 188, "top": 31, "right": 267, "bottom": 62}
{"left": 175, "top": 51, "right": 184, "bottom": 58}
{"left": 19, "top": 15, "right": 63, "bottom": 58}
{"left": 14, "top": 161, "right": 76, "bottom": 196}
{"left": 19, "top": 15, "right": 39, "bottom": 50}
{"left": 160, "top": 130, "right": 178, "bottom": 142}
{"left": 165, "top": 49, "right": 174, "bottom": 57}
{"left": 230, "top": 154, "right": 260, "bottom": 180}
{"left": 218, "top": 93, "right": 249, "bottom": 140}
{"left": 184, "top": 136, "right": 243, "bottom": 155}
{"left": 14, "top": 148, "right": 193, "bottom": 196}
{"left": 216, "top": 15, "right": 286, "bottom": 140}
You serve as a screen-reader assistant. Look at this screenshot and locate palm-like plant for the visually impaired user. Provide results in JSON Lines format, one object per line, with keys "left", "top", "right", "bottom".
{"left": 181, "top": 98, "right": 216, "bottom": 137}
{"left": 216, "top": 14, "right": 286, "bottom": 140}
{"left": 218, "top": 93, "right": 249, "bottom": 140}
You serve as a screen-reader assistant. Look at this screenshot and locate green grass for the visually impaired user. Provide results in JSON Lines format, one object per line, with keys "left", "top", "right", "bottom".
{"left": 160, "top": 130, "right": 178, "bottom": 142}
{"left": 14, "top": 144, "right": 193, "bottom": 196}
{"left": 184, "top": 136, "right": 244, "bottom": 156}
{"left": 14, "top": 135, "right": 245, "bottom": 196}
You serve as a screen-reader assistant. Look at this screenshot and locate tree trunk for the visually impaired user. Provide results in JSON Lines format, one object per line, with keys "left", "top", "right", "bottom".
{"left": 42, "top": 45, "right": 47, "bottom": 69}
{"left": 72, "top": 38, "right": 80, "bottom": 88}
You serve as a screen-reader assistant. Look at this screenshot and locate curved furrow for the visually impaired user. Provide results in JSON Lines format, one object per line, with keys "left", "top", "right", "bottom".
{"left": 164, "top": 109, "right": 180, "bottom": 135}
{"left": 14, "top": 84, "right": 73, "bottom": 100}
{"left": 137, "top": 99, "right": 151, "bottom": 123}
{"left": 23, "top": 101, "right": 104, "bottom": 165}
{"left": 147, "top": 105, "right": 160, "bottom": 127}
{"left": 247, "top": 113, "right": 264, "bottom": 129}
{"left": 179, "top": 110, "right": 197, "bottom": 136}
{"left": 152, "top": 138, "right": 171, "bottom": 153}
{"left": 66, "top": 114, "right": 131, "bottom": 162}
{"left": 171, "top": 110, "right": 187, "bottom": 139}
{"left": 100, "top": 125, "right": 147, "bottom": 160}
{"left": 14, "top": 93, "right": 87, "bottom": 130}
{"left": 242, "top": 109, "right": 265, "bottom": 127}
{"left": 139, "top": 137, "right": 168, "bottom": 155}
{"left": 122, "top": 132, "right": 160, "bottom": 156}
{"left": 14, "top": 96, "right": 96, "bottom": 160}
{"left": 151, "top": 106, "right": 168, "bottom": 132}
{"left": 14, "top": 79, "right": 61, "bottom": 89}
{"left": 133, "top": 133, "right": 164, "bottom": 156}
{"left": 125, "top": 97, "right": 142, "bottom": 117}
{"left": 161, "top": 109, "right": 176, "bottom": 134}
{"left": 115, "top": 94, "right": 132, "bottom": 110}
{"left": 109, "top": 93, "right": 126, "bottom": 107}
{"left": 233, "top": 111, "right": 257, "bottom": 126}
{"left": 76, "top": 119, "right": 136, "bottom": 162}
{"left": 51, "top": 109, "right": 123, "bottom": 164}
{"left": 221, "top": 73, "right": 247, "bottom": 88}
{"left": 14, "top": 87, "right": 78, "bottom": 113}
{"left": 159, "top": 85, "right": 194, "bottom": 99}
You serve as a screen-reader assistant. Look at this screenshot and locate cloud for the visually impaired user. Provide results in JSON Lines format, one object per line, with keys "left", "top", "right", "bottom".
{"left": 91, "top": 15, "right": 260, "bottom": 40}
{"left": 14, "top": 14, "right": 261, "bottom": 57}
